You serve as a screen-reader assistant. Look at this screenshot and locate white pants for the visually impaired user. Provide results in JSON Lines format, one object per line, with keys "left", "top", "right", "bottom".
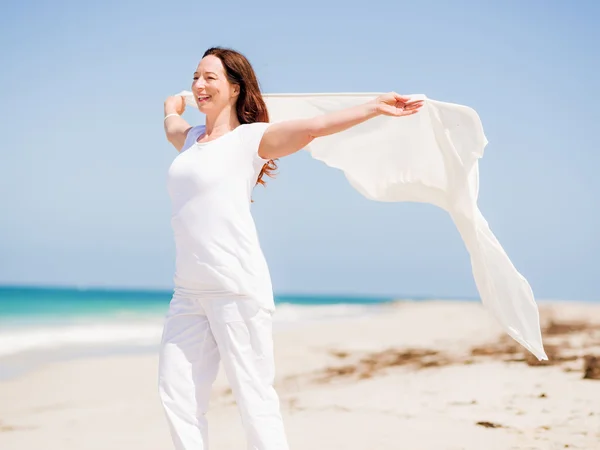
{"left": 158, "top": 294, "right": 289, "bottom": 450}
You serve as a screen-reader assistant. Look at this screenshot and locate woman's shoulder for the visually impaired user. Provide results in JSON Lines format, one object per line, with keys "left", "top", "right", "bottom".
{"left": 182, "top": 125, "right": 207, "bottom": 150}
{"left": 235, "top": 123, "right": 271, "bottom": 160}
{"left": 240, "top": 122, "right": 269, "bottom": 129}
{"left": 190, "top": 124, "right": 207, "bottom": 137}
{"left": 237, "top": 122, "right": 271, "bottom": 139}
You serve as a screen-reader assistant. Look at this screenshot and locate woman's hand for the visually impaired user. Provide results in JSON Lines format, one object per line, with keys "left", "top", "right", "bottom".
{"left": 372, "top": 92, "right": 424, "bottom": 117}
{"left": 164, "top": 95, "right": 186, "bottom": 115}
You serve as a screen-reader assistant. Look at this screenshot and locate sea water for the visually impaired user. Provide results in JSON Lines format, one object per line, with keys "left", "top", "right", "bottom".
{"left": 0, "top": 286, "right": 397, "bottom": 380}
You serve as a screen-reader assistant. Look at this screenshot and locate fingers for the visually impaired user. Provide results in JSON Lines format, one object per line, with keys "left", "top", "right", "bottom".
{"left": 178, "top": 95, "right": 187, "bottom": 114}
{"left": 391, "top": 92, "right": 425, "bottom": 104}
{"left": 393, "top": 101, "right": 424, "bottom": 116}
{"left": 403, "top": 100, "right": 424, "bottom": 110}
{"left": 392, "top": 92, "right": 412, "bottom": 103}
{"left": 398, "top": 98, "right": 423, "bottom": 106}
{"left": 393, "top": 96, "right": 424, "bottom": 111}
{"left": 379, "top": 93, "right": 425, "bottom": 117}
{"left": 381, "top": 106, "right": 420, "bottom": 117}
{"left": 382, "top": 104, "right": 423, "bottom": 117}
{"left": 397, "top": 109, "right": 419, "bottom": 117}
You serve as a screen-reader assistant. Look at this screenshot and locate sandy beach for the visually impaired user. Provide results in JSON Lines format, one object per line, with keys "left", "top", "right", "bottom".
{"left": 1, "top": 299, "right": 599, "bottom": 450}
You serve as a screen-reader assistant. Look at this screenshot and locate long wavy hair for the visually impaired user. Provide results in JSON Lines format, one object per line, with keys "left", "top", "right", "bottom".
{"left": 202, "top": 47, "right": 278, "bottom": 189}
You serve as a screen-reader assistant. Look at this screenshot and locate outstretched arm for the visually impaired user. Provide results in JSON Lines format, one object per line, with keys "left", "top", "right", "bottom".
{"left": 258, "top": 93, "right": 424, "bottom": 160}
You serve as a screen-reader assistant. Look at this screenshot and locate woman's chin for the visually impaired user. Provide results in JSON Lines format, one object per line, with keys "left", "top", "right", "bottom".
{"left": 196, "top": 102, "right": 212, "bottom": 113}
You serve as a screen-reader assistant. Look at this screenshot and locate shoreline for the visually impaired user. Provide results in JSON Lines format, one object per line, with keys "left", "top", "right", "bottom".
{"left": 0, "top": 299, "right": 394, "bottom": 382}
{"left": 1, "top": 298, "right": 598, "bottom": 382}
{"left": 1, "top": 299, "right": 599, "bottom": 449}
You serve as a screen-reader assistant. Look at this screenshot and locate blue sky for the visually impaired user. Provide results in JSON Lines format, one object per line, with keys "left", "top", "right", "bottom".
{"left": 1, "top": 1, "right": 598, "bottom": 300}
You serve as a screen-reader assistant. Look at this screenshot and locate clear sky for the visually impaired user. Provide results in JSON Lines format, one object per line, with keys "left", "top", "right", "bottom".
{"left": 1, "top": 1, "right": 598, "bottom": 300}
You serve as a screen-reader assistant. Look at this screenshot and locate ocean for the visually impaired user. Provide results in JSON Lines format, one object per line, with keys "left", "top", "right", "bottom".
{"left": 0, "top": 286, "right": 398, "bottom": 380}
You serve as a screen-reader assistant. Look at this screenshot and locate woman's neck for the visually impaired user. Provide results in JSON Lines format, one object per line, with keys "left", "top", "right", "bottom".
{"left": 204, "top": 105, "right": 240, "bottom": 137}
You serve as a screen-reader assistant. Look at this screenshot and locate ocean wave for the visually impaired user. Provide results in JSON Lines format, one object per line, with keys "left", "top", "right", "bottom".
{"left": 0, "top": 322, "right": 165, "bottom": 357}
{"left": 0, "top": 303, "right": 386, "bottom": 357}
{"left": 273, "top": 302, "right": 384, "bottom": 325}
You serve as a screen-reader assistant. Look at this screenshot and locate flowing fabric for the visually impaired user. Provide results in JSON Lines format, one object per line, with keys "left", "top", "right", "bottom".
{"left": 175, "top": 90, "right": 547, "bottom": 361}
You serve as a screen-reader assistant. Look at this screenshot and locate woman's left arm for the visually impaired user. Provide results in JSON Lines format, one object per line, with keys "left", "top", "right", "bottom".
{"left": 258, "top": 92, "right": 424, "bottom": 160}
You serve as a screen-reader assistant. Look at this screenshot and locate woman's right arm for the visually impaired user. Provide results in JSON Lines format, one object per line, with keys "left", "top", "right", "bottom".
{"left": 164, "top": 96, "right": 192, "bottom": 152}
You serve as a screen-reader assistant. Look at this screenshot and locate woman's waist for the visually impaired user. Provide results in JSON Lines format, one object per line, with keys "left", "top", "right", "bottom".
{"left": 174, "top": 240, "right": 270, "bottom": 280}
{"left": 172, "top": 264, "right": 272, "bottom": 300}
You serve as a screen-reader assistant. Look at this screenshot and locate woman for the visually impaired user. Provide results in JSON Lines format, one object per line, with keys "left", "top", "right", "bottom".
{"left": 158, "top": 46, "right": 423, "bottom": 450}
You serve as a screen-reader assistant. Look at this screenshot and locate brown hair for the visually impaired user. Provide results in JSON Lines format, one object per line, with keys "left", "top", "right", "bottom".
{"left": 202, "top": 47, "right": 278, "bottom": 189}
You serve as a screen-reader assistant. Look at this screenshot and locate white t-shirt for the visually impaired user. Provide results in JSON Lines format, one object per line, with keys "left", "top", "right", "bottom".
{"left": 166, "top": 122, "right": 275, "bottom": 311}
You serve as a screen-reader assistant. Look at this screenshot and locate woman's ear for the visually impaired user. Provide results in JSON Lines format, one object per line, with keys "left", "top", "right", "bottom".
{"left": 231, "top": 84, "right": 240, "bottom": 98}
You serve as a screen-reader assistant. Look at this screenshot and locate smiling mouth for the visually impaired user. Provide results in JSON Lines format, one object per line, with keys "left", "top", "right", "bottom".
{"left": 198, "top": 96, "right": 211, "bottom": 102}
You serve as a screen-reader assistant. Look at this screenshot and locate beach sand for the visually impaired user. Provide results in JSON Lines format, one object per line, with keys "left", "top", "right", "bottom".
{"left": 1, "top": 300, "right": 599, "bottom": 449}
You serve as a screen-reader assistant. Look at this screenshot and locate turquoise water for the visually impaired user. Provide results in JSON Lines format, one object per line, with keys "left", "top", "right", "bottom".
{"left": 0, "top": 285, "right": 395, "bottom": 319}
{"left": 6, "top": 285, "right": 579, "bottom": 381}
{"left": 0, "top": 285, "right": 397, "bottom": 364}
{"left": 0, "top": 286, "right": 168, "bottom": 322}
{"left": 0, "top": 286, "right": 591, "bottom": 381}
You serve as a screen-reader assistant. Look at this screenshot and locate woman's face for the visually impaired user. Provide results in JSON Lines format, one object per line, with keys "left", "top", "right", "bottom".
{"left": 192, "top": 55, "right": 238, "bottom": 114}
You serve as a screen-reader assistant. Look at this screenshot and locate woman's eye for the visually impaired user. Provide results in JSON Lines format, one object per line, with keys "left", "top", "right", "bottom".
{"left": 192, "top": 77, "right": 198, "bottom": 80}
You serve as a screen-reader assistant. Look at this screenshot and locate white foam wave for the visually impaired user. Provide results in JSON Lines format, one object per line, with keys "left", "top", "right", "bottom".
{"left": 273, "top": 302, "right": 382, "bottom": 325}
{"left": 0, "top": 303, "right": 385, "bottom": 357}
{"left": 0, "top": 322, "right": 164, "bottom": 357}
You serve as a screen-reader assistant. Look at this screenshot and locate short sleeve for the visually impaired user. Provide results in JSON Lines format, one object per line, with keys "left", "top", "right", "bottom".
{"left": 241, "top": 122, "right": 272, "bottom": 166}
{"left": 181, "top": 125, "right": 206, "bottom": 152}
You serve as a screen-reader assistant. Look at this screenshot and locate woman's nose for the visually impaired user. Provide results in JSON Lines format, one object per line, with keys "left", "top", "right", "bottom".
{"left": 194, "top": 78, "right": 206, "bottom": 90}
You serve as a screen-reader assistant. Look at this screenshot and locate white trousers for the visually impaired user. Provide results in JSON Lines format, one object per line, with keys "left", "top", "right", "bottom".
{"left": 158, "top": 294, "right": 289, "bottom": 450}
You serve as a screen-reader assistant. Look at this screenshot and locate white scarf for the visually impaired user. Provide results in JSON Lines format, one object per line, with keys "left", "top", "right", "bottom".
{"left": 176, "top": 90, "right": 547, "bottom": 361}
